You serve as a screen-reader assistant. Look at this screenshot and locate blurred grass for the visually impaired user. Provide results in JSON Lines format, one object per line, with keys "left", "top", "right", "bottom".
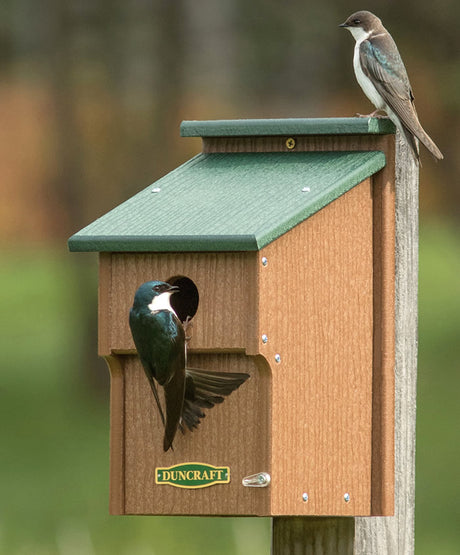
{"left": 0, "top": 218, "right": 458, "bottom": 553}
{"left": 416, "top": 221, "right": 460, "bottom": 555}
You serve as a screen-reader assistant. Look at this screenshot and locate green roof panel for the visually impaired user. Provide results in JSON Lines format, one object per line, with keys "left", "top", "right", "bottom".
{"left": 180, "top": 117, "right": 396, "bottom": 137}
{"left": 68, "top": 150, "right": 386, "bottom": 253}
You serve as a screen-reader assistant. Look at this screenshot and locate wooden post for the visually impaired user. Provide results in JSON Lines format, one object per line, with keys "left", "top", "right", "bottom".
{"left": 272, "top": 132, "right": 419, "bottom": 554}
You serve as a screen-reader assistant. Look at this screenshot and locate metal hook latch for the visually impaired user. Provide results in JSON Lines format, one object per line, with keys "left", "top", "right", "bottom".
{"left": 242, "top": 472, "right": 271, "bottom": 487}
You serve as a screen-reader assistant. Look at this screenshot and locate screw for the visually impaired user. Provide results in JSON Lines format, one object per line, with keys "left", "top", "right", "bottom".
{"left": 261, "top": 256, "right": 268, "bottom": 266}
{"left": 301, "top": 186, "right": 311, "bottom": 193}
{"left": 302, "top": 493, "right": 309, "bottom": 502}
{"left": 152, "top": 187, "right": 161, "bottom": 193}
{"left": 262, "top": 334, "right": 268, "bottom": 344}
{"left": 286, "top": 137, "right": 296, "bottom": 150}
{"left": 344, "top": 493, "right": 350, "bottom": 503}
{"left": 274, "top": 354, "right": 281, "bottom": 363}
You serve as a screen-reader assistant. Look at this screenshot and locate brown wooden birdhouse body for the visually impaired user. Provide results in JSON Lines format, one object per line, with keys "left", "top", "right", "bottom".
{"left": 69, "top": 118, "right": 396, "bottom": 517}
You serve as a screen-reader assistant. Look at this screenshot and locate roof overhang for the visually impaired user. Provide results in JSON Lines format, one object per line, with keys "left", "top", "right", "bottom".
{"left": 68, "top": 149, "right": 386, "bottom": 253}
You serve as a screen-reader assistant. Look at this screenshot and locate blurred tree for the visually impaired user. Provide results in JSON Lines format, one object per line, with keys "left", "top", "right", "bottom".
{"left": 0, "top": 0, "right": 458, "bottom": 389}
{"left": 1, "top": 0, "right": 458, "bottom": 231}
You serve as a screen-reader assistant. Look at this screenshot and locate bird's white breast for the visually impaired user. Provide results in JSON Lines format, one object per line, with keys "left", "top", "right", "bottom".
{"left": 352, "top": 30, "right": 386, "bottom": 111}
{"left": 148, "top": 292, "right": 177, "bottom": 316}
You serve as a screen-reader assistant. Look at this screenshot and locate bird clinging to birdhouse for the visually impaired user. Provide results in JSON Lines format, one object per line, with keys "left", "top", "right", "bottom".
{"left": 129, "top": 280, "right": 249, "bottom": 451}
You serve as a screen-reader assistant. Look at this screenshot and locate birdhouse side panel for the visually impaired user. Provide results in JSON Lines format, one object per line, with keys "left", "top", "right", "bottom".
{"left": 258, "top": 178, "right": 375, "bottom": 516}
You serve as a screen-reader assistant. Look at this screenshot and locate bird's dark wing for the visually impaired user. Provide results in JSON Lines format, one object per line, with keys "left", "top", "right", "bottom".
{"left": 145, "top": 374, "right": 166, "bottom": 428}
{"left": 129, "top": 308, "right": 186, "bottom": 451}
{"left": 181, "top": 368, "right": 249, "bottom": 431}
{"left": 163, "top": 364, "right": 185, "bottom": 451}
{"left": 145, "top": 311, "right": 186, "bottom": 451}
{"left": 359, "top": 36, "right": 419, "bottom": 131}
{"left": 360, "top": 37, "right": 443, "bottom": 160}
{"left": 162, "top": 315, "right": 186, "bottom": 451}
{"left": 129, "top": 308, "right": 167, "bottom": 425}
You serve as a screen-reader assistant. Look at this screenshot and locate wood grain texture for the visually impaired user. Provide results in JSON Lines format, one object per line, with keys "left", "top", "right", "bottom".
{"left": 268, "top": 132, "right": 398, "bottom": 551}
{"left": 370, "top": 136, "right": 396, "bottom": 516}
{"left": 272, "top": 517, "right": 355, "bottom": 554}
{"left": 122, "top": 352, "right": 271, "bottom": 515}
{"left": 354, "top": 132, "right": 418, "bottom": 554}
{"left": 101, "top": 251, "right": 271, "bottom": 514}
{"left": 106, "top": 251, "right": 259, "bottom": 355}
{"left": 104, "top": 355, "right": 125, "bottom": 514}
{"left": 259, "top": 179, "right": 375, "bottom": 516}
{"left": 203, "top": 134, "right": 393, "bottom": 154}
{"left": 98, "top": 253, "right": 112, "bottom": 356}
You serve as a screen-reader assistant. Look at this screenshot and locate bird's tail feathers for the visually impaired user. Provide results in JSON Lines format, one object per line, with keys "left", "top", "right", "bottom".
{"left": 398, "top": 113, "right": 443, "bottom": 162}
{"left": 417, "top": 127, "right": 444, "bottom": 161}
{"left": 181, "top": 368, "right": 249, "bottom": 432}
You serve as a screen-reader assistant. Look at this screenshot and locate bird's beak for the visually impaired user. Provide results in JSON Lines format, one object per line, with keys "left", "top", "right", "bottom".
{"left": 167, "top": 284, "right": 180, "bottom": 294}
{"left": 339, "top": 22, "right": 349, "bottom": 28}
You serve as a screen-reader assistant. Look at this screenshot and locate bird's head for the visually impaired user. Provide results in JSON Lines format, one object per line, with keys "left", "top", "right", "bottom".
{"left": 132, "top": 280, "right": 179, "bottom": 310}
{"left": 339, "top": 11, "right": 382, "bottom": 41}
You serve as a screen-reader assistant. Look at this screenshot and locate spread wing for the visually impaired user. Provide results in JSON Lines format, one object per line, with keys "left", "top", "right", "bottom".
{"left": 181, "top": 368, "right": 250, "bottom": 431}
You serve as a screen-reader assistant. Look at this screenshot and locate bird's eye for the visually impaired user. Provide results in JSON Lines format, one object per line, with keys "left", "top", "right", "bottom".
{"left": 152, "top": 284, "right": 161, "bottom": 292}
{"left": 353, "top": 19, "right": 361, "bottom": 25}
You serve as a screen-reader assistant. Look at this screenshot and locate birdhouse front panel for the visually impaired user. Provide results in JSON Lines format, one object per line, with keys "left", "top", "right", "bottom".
{"left": 101, "top": 251, "right": 259, "bottom": 354}
{"left": 69, "top": 118, "right": 396, "bottom": 518}
{"left": 99, "top": 251, "right": 271, "bottom": 515}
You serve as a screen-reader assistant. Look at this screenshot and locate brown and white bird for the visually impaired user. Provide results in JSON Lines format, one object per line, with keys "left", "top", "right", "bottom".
{"left": 340, "top": 10, "right": 443, "bottom": 162}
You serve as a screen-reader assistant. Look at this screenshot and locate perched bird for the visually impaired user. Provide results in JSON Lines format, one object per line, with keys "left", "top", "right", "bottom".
{"left": 340, "top": 10, "right": 443, "bottom": 162}
{"left": 129, "top": 280, "right": 249, "bottom": 451}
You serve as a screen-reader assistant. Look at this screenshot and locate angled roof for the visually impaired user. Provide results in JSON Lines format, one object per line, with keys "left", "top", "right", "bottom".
{"left": 68, "top": 149, "right": 386, "bottom": 252}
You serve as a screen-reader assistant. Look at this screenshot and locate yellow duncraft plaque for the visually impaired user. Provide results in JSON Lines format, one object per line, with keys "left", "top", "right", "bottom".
{"left": 155, "top": 462, "right": 230, "bottom": 489}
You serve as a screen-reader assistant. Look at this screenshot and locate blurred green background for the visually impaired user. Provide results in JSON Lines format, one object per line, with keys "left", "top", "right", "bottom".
{"left": 0, "top": 1, "right": 458, "bottom": 553}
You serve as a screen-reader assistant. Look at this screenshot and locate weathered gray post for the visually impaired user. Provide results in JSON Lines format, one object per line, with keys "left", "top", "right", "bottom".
{"left": 272, "top": 132, "right": 419, "bottom": 554}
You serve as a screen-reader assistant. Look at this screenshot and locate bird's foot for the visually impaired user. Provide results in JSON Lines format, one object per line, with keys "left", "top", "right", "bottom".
{"left": 355, "top": 110, "right": 387, "bottom": 119}
{"left": 183, "top": 316, "right": 193, "bottom": 343}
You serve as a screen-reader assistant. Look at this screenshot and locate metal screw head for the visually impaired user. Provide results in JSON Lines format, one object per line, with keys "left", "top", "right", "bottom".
{"left": 274, "top": 353, "right": 281, "bottom": 363}
{"left": 152, "top": 187, "right": 161, "bottom": 193}
{"left": 286, "top": 137, "right": 296, "bottom": 150}
{"left": 344, "top": 493, "right": 350, "bottom": 503}
{"left": 262, "top": 334, "right": 268, "bottom": 344}
{"left": 261, "top": 256, "right": 268, "bottom": 266}
{"left": 301, "top": 186, "right": 311, "bottom": 193}
{"left": 302, "top": 492, "right": 309, "bottom": 502}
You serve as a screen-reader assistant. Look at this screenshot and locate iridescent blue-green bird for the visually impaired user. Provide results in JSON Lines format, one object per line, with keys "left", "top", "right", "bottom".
{"left": 129, "top": 280, "right": 249, "bottom": 451}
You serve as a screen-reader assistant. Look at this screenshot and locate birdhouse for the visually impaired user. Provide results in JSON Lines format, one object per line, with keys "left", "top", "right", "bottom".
{"left": 68, "top": 117, "right": 396, "bottom": 518}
